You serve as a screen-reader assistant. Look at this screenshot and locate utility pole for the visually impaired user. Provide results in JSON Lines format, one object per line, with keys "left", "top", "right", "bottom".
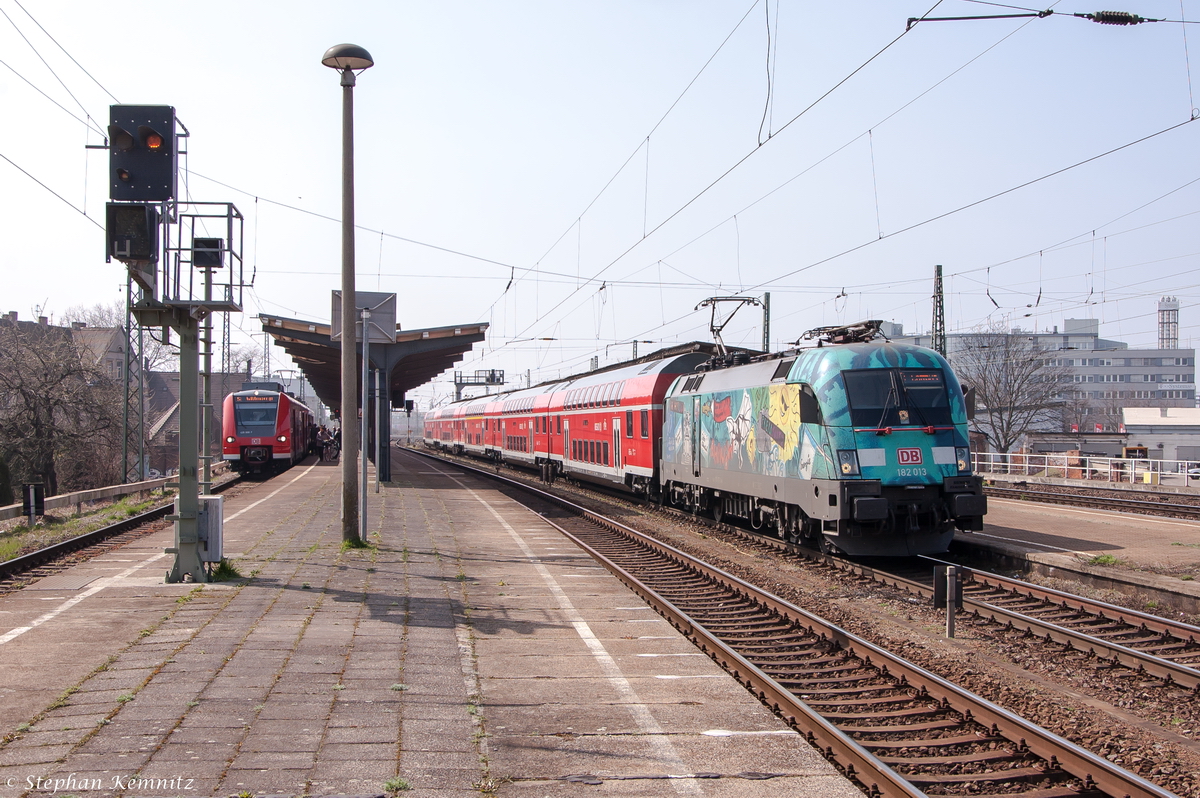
{"left": 932, "top": 264, "right": 947, "bottom": 357}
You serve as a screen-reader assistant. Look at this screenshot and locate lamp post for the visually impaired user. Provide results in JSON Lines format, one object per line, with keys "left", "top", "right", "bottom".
{"left": 322, "top": 43, "right": 373, "bottom": 543}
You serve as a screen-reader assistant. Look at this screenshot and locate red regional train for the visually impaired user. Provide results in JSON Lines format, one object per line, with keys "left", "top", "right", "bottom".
{"left": 424, "top": 351, "right": 709, "bottom": 494}
{"left": 222, "top": 382, "right": 315, "bottom": 475}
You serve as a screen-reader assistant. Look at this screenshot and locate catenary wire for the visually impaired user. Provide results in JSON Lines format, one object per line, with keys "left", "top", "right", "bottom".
{"left": 506, "top": 0, "right": 948, "bottom": 344}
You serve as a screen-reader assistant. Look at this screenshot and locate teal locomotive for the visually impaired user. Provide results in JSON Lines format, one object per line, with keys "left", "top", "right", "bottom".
{"left": 660, "top": 323, "right": 985, "bottom": 556}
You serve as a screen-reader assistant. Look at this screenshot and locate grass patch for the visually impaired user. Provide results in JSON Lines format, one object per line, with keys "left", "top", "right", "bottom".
{"left": 383, "top": 777, "right": 411, "bottom": 793}
{"left": 0, "top": 494, "right": 168, "bottom": 564}
{"left": 1086, "top": 554, "right": 1121, "bottom": 566}
{"left": 209, "top": 559, "right": 243, "bottom": 581}
{"left": 1171, "top": 542, "right": 1200, "bottom": 549}
{"left": 341, "top": 537, "right": 373, "bottom": 552}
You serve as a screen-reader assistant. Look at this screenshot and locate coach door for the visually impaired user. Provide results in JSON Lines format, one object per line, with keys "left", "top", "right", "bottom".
{"left": 691, "top": 396, "right": 701, "bottom": 477}
{"left": 563, "top": 419, "right": 571, "bottom": 467}
{"left": 611, "top": 417, "right": 621, "bottom": 471}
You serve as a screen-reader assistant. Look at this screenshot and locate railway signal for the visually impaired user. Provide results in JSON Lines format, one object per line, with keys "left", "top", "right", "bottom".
{"left": 108, "top": 105, "right": 177, "bottom": 202}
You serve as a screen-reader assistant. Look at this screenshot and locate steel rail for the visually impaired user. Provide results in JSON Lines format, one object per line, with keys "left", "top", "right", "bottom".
{"left": 0, "top": 475, "right": 243, "bottom": 582}
{"left": 812, "top": 552, "right": 1200, "bottom": 691}
{"left": 411, "top": 449, "right": 1177, "bottom": 798}
{"left": 987, "top": 486, "right": 1200, "bottom": 517}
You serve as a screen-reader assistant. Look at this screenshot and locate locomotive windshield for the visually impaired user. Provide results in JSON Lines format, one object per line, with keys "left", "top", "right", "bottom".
{"left": 842, "top": 369, "right": 951, "bottom": 427}
{"left": 234, "top": 396, "right": 279, "bottom": 435}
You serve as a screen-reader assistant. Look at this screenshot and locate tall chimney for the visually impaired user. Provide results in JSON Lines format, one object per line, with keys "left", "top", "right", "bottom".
{"left": 1159, "top": 296, "right": 1180, "bottom": 349}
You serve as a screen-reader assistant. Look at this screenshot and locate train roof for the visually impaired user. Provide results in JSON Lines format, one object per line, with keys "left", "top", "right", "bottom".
{"left": 666, "top": 341, "right": 953, "bottom": 394}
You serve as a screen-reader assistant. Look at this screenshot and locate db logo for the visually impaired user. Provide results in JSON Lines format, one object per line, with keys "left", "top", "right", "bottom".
{"left": 898, "top": 448, "right": 923, "bottom": 465}
{"left": 251, "top": 438, "right": 261, "bottom": 445}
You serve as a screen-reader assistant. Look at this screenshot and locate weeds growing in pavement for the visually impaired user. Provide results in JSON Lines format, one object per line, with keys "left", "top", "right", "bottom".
{"left": 383, "top": 777, "right": 411, "bottom": 793}
{"left": 210, "top": 559, "right": 243, "bottom": 581}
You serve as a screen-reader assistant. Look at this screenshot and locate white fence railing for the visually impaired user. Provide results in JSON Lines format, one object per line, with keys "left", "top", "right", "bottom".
{"left": 973, "top": 452, "right": 1200, "bottom": 486}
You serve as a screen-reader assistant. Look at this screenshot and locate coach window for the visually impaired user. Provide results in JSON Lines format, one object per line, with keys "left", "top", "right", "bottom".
{"left": 626, "top": 410, "right": 634, "bottom": 438}
{"left": 602, "top": 442, "right": 609, "bottom": 465}
{"left": 640, "top": 409, "right": 649, "bottom": 438}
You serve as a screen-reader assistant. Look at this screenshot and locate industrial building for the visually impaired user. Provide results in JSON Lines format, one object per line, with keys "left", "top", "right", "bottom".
{"left": 887, "top": 297, "right": 1195, "bottom": 435}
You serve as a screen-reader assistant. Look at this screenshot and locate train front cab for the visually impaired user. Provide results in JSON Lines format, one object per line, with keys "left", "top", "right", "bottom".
{"left": 223, "top": 390, "right": 312, "bottom": 474}
{"left": 825, "top": 359, "right": 986, "bottom": 555}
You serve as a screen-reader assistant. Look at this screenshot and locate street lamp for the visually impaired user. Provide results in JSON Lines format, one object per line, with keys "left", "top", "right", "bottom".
{"left": 323, "top": 43, "right": 373, "bottom": 543}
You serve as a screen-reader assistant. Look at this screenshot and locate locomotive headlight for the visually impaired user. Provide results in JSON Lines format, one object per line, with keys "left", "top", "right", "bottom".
{"left": 225, "top": 436, "right": 235, "bottom": 444}
{"left": 956, "top": 446, "right": 970, "bottom": 472}
{"left": 277, "top": 435, "right": 288, "bottom": 442}
{"left": 837, "top": 449, "right": 860, "bottom": 476}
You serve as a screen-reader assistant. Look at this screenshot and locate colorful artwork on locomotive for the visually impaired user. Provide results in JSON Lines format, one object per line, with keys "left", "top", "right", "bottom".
{"left": 667, "top": 344, "right": 969, "bottom": 480}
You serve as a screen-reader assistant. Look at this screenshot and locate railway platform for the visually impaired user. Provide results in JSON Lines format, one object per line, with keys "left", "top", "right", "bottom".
{"left": 0, "top": 452, "right": 858, "bottom": 797}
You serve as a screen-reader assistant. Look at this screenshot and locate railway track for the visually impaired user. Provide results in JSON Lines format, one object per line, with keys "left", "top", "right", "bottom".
{"left": 651, "top": 497, "right": 1200, "bottom": 693}
{"left": 418, "top": 449, "right": 1200, "bottom": 693}
{"left": 0, "top": 475, "right": 244, "bottom": 585}
{"left": 415, "top": 450, "right": 1176, "bottom": 798}
{"left": 986, "top": 485, "right": 1200, "bottom": 519}
{"left": 866, "top": 557, "right": 1200, "bottom": 690}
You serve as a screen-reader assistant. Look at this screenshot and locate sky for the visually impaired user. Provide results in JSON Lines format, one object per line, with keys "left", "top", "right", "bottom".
{"left": 4, "top": 0, "right": 1200, "bottom": 409}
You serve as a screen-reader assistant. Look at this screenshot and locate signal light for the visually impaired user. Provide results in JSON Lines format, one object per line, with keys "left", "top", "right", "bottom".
{"left": 108, "top": 105, "right": 177, "bottom": 201}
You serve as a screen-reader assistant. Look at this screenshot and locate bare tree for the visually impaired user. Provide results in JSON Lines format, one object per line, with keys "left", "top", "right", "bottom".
{"left": 0, "top": 322, "right": 123, "bottom": 495}
{"left": 950, "top": 324, "right": 1069, "bottom": 453}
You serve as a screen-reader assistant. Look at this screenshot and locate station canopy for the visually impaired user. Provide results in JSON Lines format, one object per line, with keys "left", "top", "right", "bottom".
{"left": 259, "top": 313, "right": 488, "bottom": 412}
